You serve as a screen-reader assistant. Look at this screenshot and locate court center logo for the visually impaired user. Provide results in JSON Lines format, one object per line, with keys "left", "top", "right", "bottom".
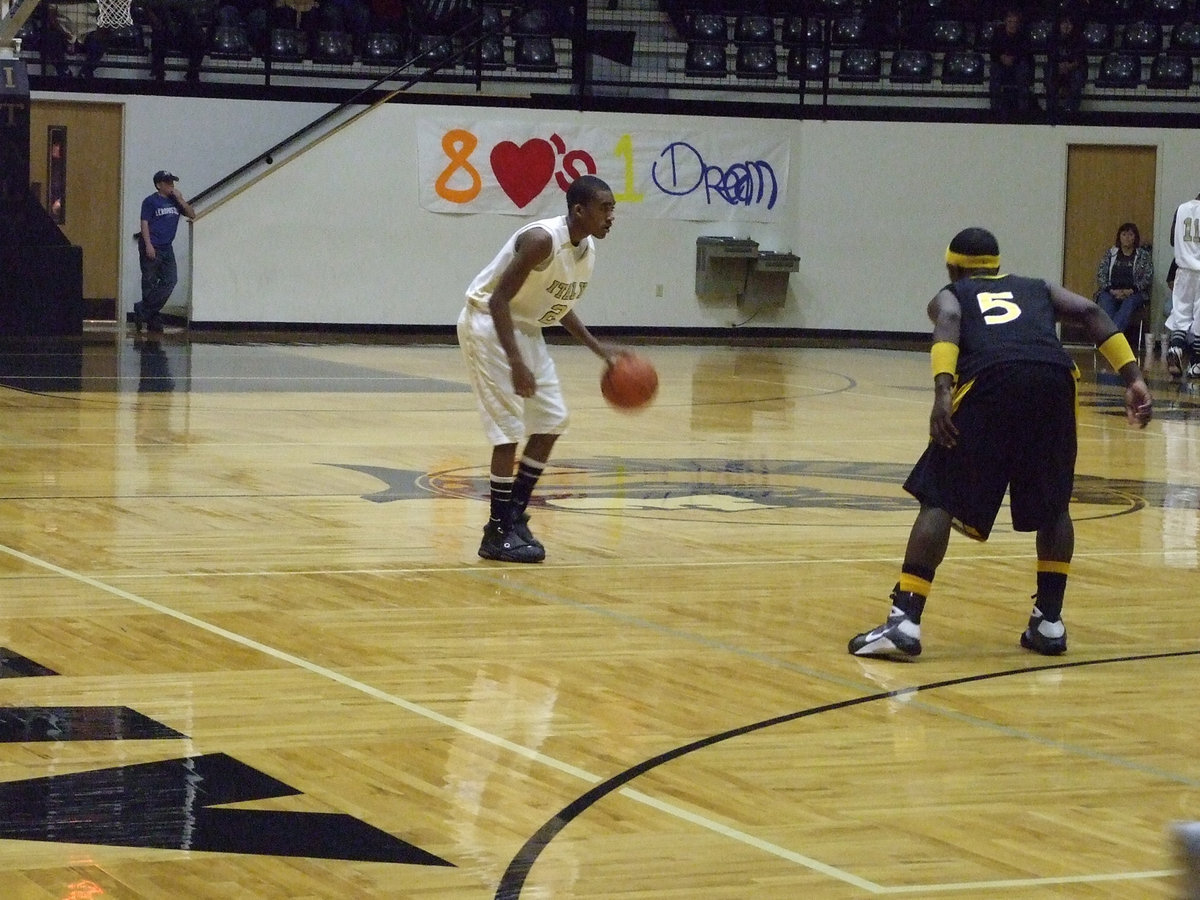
{"left": 332, "top": 458, "right": 1159, "bottom": 523}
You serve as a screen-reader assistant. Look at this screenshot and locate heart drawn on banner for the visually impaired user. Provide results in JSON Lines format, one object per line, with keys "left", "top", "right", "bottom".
{"left": 490, "top": 139, "right": 556, "bottom": 209}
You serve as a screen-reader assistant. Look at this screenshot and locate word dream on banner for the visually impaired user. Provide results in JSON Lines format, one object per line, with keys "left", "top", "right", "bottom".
{"left": 417, "top": 119, "right": 790, "bottom": 222}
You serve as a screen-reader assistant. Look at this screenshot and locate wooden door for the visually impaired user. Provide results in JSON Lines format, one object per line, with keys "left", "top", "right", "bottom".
{"left": 28, "top": 100, "right": 123, "bottom": 316}
{"left": 1063, "top": 143, "right": 1157, "bottom": 314}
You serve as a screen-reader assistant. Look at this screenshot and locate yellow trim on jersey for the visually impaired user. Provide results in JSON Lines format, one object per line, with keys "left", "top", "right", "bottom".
{"left": 945, "top": 249, "right": 1000, "bottom": 269}
{"left": 951, "top": 376, "right": 975, "bottom": 412}
{"left": 931, "top": 341, "right": 959, "bottom": 378}
{"left": 1097, "top": 332, "right": 1136, "bottom": 373}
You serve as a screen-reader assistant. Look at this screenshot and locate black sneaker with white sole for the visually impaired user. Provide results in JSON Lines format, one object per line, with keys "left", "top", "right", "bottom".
{"left": 1020, "top": 615, "right": 1067, "bottom": 655}
{"left": 513, "top": 512, "right": 544, "bottom": 552}
{"left": 848, "top": 606, "right": 922, "bottom": 659}
{"left": 478, "top": 522, "right": 545, "bottom": 563}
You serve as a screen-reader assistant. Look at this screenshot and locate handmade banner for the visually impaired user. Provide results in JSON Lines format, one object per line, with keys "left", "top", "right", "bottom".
{"left": 417, "top": 119, "right": 790, "bottom": 222}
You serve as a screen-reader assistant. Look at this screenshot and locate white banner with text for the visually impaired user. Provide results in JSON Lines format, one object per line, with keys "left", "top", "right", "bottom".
{"left": 417, "top": 118, "right": 790, "bottom": 222}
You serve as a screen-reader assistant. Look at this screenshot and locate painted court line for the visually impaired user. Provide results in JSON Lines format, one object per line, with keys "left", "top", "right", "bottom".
{"left": 0, "top": 542, "right": 1177, "bottom": 894}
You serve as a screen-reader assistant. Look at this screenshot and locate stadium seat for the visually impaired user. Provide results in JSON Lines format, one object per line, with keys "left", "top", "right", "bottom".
{"left": 1148, "top": 0, "right": 1189, "bottom": 23}
{"left": 511, "top": 7, "right": 551, "bottom": 36}
{"left": 482, "top": 4, "right": 505, "bottom": 33}
{"left": 734, "top": 15, "right": 773, "bottom": 44}
{"left": 479, "top": 33, "right": 506, "bottom": 69}
{"left": 313, "top": 30, "right": 354, "bottom": 64}
{"left": 1148, "top": 51, "right": 1193, "bottom": 85}
{"left": 686, "top": 42, "right": 727, "bottom": 76}
{"left": 838, "top": 46, "right": 881, "bottom": 81}
{"left": 890, "top": 48, "right": 933, "bottom": 83}
{"left": 209, "top": 24, "right": 252, "bottom": 60}
{"left": 268, "top": 28, "right": 307, "bottom": 62}
{"left": 515, "top": 36, "right": 555, "bottom": 71}
{"left": 1092, "top": 0, "right": 1140, "bottom": 23}
{"left": 736, "top": 43, "right": 777, "bottom": 78}
{"left": 904, "top": 0, "right": 950, "bottom": 24}
{"left": 941, "top": 48, "right": 985, "bottom": 84}
{"left": 1096, "top": 50, "right": 1142, "bottom": 86}
{"left": 787, "top": 45, "right": 827, "bottom": 80}
{"left": 1172, "top": 20, "right": 1200, "bottom": 53}
{"left": 415, "top": 34, "right": 456, "bottom": 69}
{"left": 815, "top": 0, "right": 855, "bottom": 14}
{"left": 1123, "top": 20, "right": 1165, "bottom": 54}
{"left": 924, "top": 19, "right": 968, "bottom": 50}
{"left": 831, "top": 16, "right": 871, "bottom": 47}
{"left": 688, "top": 13, "right": 727, "bottom": 42}
{"left": 976, "top": 18, "right": 996, "bottom": 48}
{"left": 1026, "top": 18, "right": 1054, "bottom": 49}
{"left": 783, "top": 14, "right": 821, "bottom": 47}
{"left": 362, "top": 31, "right": 403, "bottom": 65}
{"left": 783, "top": 14, "right": 820, "bottom": 47}
{"left": 1081, "top": 20, "right": 1115, "bottom": 53}
{"left": 107, "top": 24, "right": 147, "bottom": 55}
{"left": 733, "top": 12, "right": 775, "bottom": 79}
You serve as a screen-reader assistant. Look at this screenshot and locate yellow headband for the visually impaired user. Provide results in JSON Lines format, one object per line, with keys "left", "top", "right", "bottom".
{"left": 945, "top": 249, "right": 1000, "bottom": 269}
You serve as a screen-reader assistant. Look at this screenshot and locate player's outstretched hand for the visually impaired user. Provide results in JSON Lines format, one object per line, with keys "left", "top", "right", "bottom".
{"left": 1126, "top": 381, "right": 1153, "bottom": 428}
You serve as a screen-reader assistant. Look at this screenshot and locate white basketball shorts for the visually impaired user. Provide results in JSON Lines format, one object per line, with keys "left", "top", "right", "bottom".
{"left": 1167, "top": 267, "right": 1200, "bottom": 334}
{"left": 457, "top": 305, "right": 569, "bottom": 446}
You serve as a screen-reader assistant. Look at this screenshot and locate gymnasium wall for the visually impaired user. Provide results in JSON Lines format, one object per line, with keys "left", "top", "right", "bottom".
{"left": 36, "top": 90, "right": 1200, "bottom": 335}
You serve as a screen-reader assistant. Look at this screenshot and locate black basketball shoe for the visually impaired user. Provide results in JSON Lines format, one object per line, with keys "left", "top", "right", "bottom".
{"left": 478, "top": 522, "right": 545, "bottom": 563}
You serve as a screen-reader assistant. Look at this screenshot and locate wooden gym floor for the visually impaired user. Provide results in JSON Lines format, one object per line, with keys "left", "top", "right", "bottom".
{"left": 0, "top": 330, "right": 1197, "bottom": 899}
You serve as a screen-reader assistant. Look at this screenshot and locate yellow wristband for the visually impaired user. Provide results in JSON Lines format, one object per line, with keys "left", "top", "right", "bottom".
{"left": 931, "top": 341, "right": 959, "bottom": 378}
{"left": 1097, "top": 332, "right": 1136, "bottom": 372}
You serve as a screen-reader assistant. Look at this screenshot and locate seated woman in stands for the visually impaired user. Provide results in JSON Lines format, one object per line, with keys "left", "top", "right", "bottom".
{"left": 1095, "top": 221, "right": 1154, "bottom": 335}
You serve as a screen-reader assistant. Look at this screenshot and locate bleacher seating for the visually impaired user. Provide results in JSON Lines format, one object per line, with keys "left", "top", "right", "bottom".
{"left": 891, "top": 48, "right": 933, "bottom": 83}
{"left": 941, "top": 48, "right": 986, "bottom": 84}
{"left": 209, "top": 24, "right": 253, "bottom": 60}
{"left": 838, "top": 46, "right": 881, "bottom": 81}
{"left": 1148, "top": 50, "right": 1193, "bottom": 85}
{"left": 1171, "top": 19, "right": 1200, "bottom": 53}
{"left": 787, "top": 45, "right": 827, "bottom": 81}
{"left": 1123, "top": 19, "right": 1166, "bottom": 54}
{"left": 10, "top": 0, "right": 1200, "bottom": 112}
{"left": 1096, "top": 49, "right": 1143, "bottom": 86}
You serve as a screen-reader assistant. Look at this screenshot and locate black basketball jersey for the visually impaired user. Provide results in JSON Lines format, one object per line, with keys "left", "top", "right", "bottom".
{"left": 948, "top": 274, "right": 1074, "bottom": 382}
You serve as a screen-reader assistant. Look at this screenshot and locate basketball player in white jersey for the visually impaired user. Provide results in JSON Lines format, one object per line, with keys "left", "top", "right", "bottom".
{"left": 458, "top": 175, "right": 620, "bottom": 562}
{"left": 1166, "top": 191, "right": 1200, "bottom": 378}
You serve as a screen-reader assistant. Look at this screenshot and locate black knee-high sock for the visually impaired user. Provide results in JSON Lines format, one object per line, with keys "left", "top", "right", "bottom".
{"left": 1035, "top": 562, "right": 1069, "bottom": 621}
{"left": 490, "top": 476, "right": 515, "bottom": 527}
{"left": 511, "top": 456, "right": 545, "bottom": 516}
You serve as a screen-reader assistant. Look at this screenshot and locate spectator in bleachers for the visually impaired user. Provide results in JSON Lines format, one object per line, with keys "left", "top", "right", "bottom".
{"left": 1044, "top": 11, "right": 1087, "bottom": 114}
{"left": 42, "top": 1, "right": 109, "bottom": 78}
{"left": 989, "top": 6, "right": 1035, "bottom": 115}
{"left": 137, "top": 0, "right": 209, "bottom": 81}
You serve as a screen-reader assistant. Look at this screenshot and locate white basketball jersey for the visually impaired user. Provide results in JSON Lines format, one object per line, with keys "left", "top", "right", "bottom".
{"left": 466, "top": 216, "right": 595, "bottom": 329}
{"left": 1174, "top": 198, "right": 1200, "bottom": 271}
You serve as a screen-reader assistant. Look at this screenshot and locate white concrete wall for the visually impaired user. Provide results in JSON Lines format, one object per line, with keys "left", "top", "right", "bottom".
{"left": 36, "top": 90, "right": 1200, "bottom": 334}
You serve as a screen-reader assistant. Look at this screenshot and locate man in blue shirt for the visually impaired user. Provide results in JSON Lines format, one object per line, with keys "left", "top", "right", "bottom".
{"left": 137, "top": 170, "right": 194, "bottom": 333}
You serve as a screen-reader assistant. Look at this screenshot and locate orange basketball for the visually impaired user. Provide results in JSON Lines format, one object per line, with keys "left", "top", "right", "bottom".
{"left": 601, "top": 354, "right": 658, "bottom": 410}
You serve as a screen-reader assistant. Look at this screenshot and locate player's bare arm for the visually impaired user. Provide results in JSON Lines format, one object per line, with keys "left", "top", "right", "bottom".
{"left": 927, "top": 289, "right": 961, "bottom": 447}
{"left": 559, "top": 310, "right": 621, "bottom": 366}
{"left": 1048, "top": 282, "right": 1153, "bottom": 427}
{"left": 488, "top": 228, "right": 553, "bottom": 397}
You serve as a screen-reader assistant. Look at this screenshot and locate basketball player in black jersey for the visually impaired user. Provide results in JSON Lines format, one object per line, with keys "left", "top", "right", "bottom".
{"left": 849, "top": 227, "right": 1153, "bottom": 660}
